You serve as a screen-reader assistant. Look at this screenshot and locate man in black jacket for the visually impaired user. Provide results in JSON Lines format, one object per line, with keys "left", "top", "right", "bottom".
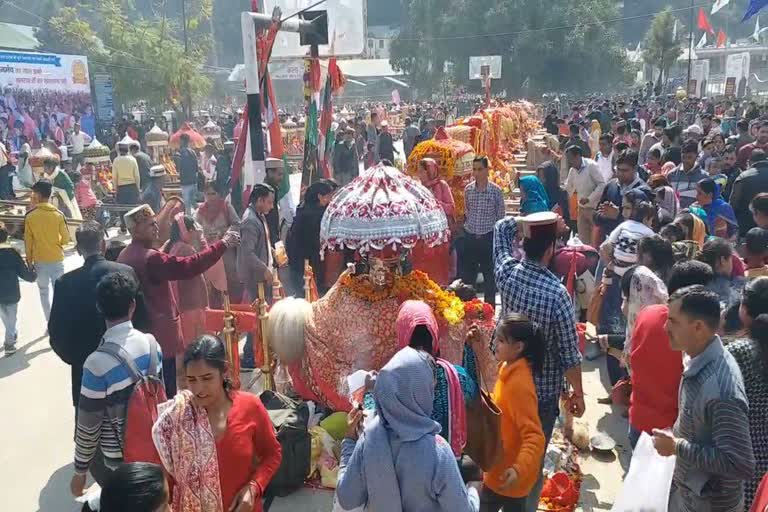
{"left": 48, "top": 221, "right": 148, "bottom": 406}
{"left": 731, "top": 149, "right": 768, "bottom": 237}
{"left": 593, "top": 149, "right": 652, "bottom": 243}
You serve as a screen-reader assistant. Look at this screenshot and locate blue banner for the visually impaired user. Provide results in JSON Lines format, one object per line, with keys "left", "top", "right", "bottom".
{"left": 0, "top": 51, "right": 61, "bottom": 67}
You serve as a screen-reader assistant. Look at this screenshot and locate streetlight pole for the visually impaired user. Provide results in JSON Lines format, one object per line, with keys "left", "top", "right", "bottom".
{"left": 181, "top": 0, "right": 192, "bottom": 120}
{"left": 687, "top": 0, "right": 695, "bottom": 92}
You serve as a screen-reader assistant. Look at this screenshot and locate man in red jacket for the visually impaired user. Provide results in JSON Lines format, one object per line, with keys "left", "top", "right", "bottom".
{"left": 118, "top": 205, "right": 240, "bottom": 396}
{"left": 628, "top": 260, "right": 713, "bottom": 448}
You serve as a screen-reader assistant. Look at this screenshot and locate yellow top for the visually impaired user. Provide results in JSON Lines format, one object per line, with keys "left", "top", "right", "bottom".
{"left": 112, "top": 155, "right": 140, "bottom": 189}
{"left": 24, "top": 202, "right": 70, "bottom": 264}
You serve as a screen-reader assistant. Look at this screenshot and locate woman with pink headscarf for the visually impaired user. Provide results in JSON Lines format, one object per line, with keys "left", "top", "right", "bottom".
{"left": 416, "top": 158, "right": 456, "bottom": 284}
{"left": 379, "top": 300, "right": 479, "bottom": 458}
{"left": 163, "top": 213, "right": 227, "bottom": 386}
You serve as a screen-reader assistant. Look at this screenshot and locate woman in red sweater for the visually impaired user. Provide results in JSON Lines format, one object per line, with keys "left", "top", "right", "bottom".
{"left": 152, "top": 335, "right": 282, "bottom": 512}
{"left": 628, "top": 260, "right": 713, "bottom": 449}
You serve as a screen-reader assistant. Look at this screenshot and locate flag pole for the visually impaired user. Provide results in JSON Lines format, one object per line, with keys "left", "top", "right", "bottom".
{"left": 687, "top": 0, "right": 695, "bottom": 91}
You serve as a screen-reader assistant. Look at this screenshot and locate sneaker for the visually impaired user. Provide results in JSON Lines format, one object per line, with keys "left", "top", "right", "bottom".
{"left": 4, "top": 344, "right": 17, "bottom": 355}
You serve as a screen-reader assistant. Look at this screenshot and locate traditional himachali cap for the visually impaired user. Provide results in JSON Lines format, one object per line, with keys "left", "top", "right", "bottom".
{"left": 149, "top": 165, "right": 166, "bottom": 178}
{"left": 265, "top": 157, "right": 283, "bottom": 169}
{"left": 518, "top": 211, "right": 559, "bottom": 239}
{"left": 123, "top": 204, "right": 155, "bottom": 230}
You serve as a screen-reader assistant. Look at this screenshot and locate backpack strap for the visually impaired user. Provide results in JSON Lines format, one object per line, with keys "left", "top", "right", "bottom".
{"left": 100, "top": 341, "right": 144, "bottom": 382}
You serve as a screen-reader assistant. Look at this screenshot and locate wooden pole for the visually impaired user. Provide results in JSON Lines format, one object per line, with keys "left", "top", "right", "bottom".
{"left": 257, "top": 282, "right": 273, "bottom": 390}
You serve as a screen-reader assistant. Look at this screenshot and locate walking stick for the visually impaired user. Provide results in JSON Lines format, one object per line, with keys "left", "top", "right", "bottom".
{"left": 257, "top": 282, "right": 273, "bottom": 390}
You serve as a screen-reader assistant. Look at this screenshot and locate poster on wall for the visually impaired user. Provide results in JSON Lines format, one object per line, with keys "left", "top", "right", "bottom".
{"left": 725, "top": 52, "right": 751, "bottom": 97}
{"left": 0, "top": 50, "right": 95, "bottom": 145}
{"left": 92, "top": 73, "right": 114, "bottom": 124}
{"left": 689, "top": 59, "right": 710, "bottom": 98}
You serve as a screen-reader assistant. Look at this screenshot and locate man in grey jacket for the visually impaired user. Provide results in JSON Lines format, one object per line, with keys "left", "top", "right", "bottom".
{"left": 237, "top": 183, "right": 275, "bottom": 369}
{"left": 654, "top": 285, "right": 755, "bottom": 512}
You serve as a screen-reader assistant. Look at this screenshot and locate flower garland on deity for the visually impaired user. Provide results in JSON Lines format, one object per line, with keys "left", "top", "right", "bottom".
{"left": 339, "top": 270, "right": 465, "bottom": 325}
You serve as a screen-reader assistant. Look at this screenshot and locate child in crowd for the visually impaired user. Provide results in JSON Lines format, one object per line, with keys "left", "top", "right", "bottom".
{"left": 0, "top": 221, "right": 36, "bottom": 354}
{"left": 744, "top": 227, "right": 768, "bottom": 280}
{"left": 600, "top": 193, "right": 655, "bottom": 277}
{"left": 72, "top": 171, "right": 98, "bottom": 222}
{"left": 482, "top": 313, "right": 546, "bottom": 512}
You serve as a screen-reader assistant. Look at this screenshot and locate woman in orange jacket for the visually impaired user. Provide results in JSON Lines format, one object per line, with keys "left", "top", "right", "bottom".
{"left": 482, "top": 313, "right": 546, "bottom": 512}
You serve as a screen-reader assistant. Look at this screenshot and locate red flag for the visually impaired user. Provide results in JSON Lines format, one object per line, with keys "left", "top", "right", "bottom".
{"left": 716, "top": 29, "right": 727, "bottom": 47}
{"left": 698, "top": 8, "right": 715, "bottom": 34}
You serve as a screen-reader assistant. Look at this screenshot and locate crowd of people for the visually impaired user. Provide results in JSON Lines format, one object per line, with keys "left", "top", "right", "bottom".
{"left": 1, "top": 89, "right": 768, "bottom": 512}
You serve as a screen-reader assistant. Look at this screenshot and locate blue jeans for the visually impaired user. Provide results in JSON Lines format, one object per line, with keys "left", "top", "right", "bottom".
{"left": 181, "top": 184, "right": 197, "bottom": 214}
{"left": 0, "top": 302, "right": 18, "bottom": 345}
{"left": 628, "top": 424, "right": 642, "bottom": 450}
{"left": 525, "top": 398, "right": 560, "bottom": 512}
{"left": 36, "top": 260, "right": 65, "bottom": 321}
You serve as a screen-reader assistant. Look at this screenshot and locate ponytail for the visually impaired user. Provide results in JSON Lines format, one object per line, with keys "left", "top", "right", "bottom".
{"left": 497, "top": 313, "right": 547, "bottom": 376}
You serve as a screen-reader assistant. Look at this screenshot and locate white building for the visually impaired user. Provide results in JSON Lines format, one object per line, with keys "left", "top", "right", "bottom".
{"left": 366, "top": 25, "right": 399, "bottom": 59}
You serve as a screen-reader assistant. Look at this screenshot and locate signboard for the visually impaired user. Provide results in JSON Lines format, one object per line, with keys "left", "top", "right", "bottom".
{"left": 93, "top": 73, "right": 114, "bottom": 123}
{"left": 263, "top": 0, "right": 366, "bottom": 57}
{"left": 271, "top": 59, "right": 305, "bottom": 80}
{"left": 469, "top": 56, "right": 502, "bottom": 79}
{"left": 725, "top": 52, "right": 751, "bottom": 97}
{"left": 0, "top": 50, "right": 90, "bottom": 92}
{"left": 689, "top": 59, "right": 710, "bottom": 98}
{"left": 0, "top": 50, "right": 95, "bottom": 140}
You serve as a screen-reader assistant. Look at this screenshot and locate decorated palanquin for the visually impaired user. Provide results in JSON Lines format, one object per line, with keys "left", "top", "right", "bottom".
{"left": 406, "top": 127, "right": 475, "bottom": 223}
{"left": 448, "top": 101, "right": 540, "bottom": 194}
{"left": 266, "top": 164, "right": 499, "bottom": 411}
{"left": 82, "top": 138, "right": 113, "bottom": 198}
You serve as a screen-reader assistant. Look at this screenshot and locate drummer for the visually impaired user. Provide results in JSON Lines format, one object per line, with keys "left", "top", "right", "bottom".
{"left": 112, "top": 138, "right": 141, "bottom": 206}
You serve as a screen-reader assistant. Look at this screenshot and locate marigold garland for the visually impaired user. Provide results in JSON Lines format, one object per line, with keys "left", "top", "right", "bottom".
{"left": 339, "top": 270, "right": 465, "bottom": 325}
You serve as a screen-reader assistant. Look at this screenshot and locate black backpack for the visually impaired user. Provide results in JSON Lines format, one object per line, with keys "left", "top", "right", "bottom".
{"left": 260, "top": 390, "right": 311, "bottom": 498}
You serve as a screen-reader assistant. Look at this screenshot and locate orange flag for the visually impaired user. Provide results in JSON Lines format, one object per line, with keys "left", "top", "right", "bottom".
{"left": 717, "top": 29, "right": 728, "bottom": 47}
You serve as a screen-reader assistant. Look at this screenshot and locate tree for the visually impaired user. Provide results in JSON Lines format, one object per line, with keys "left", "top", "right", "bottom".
{"left": 390, "top": 0, "right": 633, "bottom": 97}
{"left": 36, "top": 0, "right": 213, "bottom": 113}
{"left": 642, "top": 8, "right": 683, "bottom": 90}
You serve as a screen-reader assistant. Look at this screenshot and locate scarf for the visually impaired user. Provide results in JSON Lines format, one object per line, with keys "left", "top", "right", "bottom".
{"left": 395, "top": 300, "right": 466, "bottom": 457}
{"left": 361, "top": 347, "right": 442, "bottom": 512}
{"left": 197, "top": 197, "right": 228, "bottom": 225}
{"left": 538, "top": 161, "right": 562, "bottom": 210}
{"left": 701, "top": 183, "right": 738, "bottom": 236}
{"left": 421, "top": 158, "right": 441, "bottom": 188}
{"left": 152, "top": 390, "right": 225, "bottom": 512}
{"left": 657, "top": 185, "right": 679, "bottom": 219}
{"left": 172, "top": 212, "right": 227, "bottom": 292}
{"left": 519, "top": 175, "right": 551, "bottom": 215}
{"left": 625, "top": 266, "right": 669, "bottom": 354}
{"left": 689, "top": 213, "right": 707, "bottom": 249}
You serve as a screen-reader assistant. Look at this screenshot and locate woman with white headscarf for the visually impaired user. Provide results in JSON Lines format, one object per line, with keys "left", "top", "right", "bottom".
{"left": 336, "top": 346, "right": 480, "bottom": 512}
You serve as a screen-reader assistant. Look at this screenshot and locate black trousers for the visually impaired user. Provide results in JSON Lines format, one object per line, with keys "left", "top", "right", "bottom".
{"left": 162, "top": 357, "right": 177, "bottom": 398}
{"left": 480, "top": 486, "right": 527, "bottom": 512}
{"left": 460, "top": 232, "right": 496, "bottom": 305}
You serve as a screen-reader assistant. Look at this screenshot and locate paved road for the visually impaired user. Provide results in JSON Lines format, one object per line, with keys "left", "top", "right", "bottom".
{"left": 0, "top": 211, "right": 628, "bottom": 511}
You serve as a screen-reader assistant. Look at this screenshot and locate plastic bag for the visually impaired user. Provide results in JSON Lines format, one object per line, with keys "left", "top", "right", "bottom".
{"left": 611, "top": 432, "right": 675, "bottom": 512}
{"left": 309, "top": 426, "right": 339, "bottom": 481}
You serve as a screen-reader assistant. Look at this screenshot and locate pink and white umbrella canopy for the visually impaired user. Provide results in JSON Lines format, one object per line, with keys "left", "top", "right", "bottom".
{"left": 320, "top": 164, "right": 449, "bottom": 254}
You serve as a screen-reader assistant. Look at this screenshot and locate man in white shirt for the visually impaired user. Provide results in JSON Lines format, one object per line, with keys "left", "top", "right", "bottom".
{"left": 565, "top": 145, "right": 607, "bottom": 246}
{"left": 69, "top": 122, "right": 91, "bottom": 171}
{"left": 595, "top": 133, "right": 615, "bottom": 183}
